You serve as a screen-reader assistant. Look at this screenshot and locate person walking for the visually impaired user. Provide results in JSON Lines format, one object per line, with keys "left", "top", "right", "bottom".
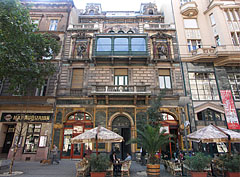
{"left": 51, "top": 144, "right": 59, "bottom": 164}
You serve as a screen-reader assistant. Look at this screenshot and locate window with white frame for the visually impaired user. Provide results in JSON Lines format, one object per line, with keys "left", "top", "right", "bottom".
{"left": 228, "top": 73, "right": 240, "bottom": 100}
{"left": 49, "top": 19, "right": 58, "bottom": 31}
{"left": 209, "top": 13, "right": 216, "bottom": 26}
{"left": 35, "top": 79, "right": 48, "bottom": 96}
{"left": 158, "top": 69, "right": 171, "bottom": 89}
{"left": 189, "top": 72, "right": 219, "bottom": 100}
{"left": 187, "top": 40, "right": 201, "bottom": 51}
{"left": 184, "top": 19, "right": 198, "bottom": 28}
{"left": 114, "top": 69, "right": 128, "bottom": 85}
{"left": 215, "top": 35, "right": 221, "bottom": 46}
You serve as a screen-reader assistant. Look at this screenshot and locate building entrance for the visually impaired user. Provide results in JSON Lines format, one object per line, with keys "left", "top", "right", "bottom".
{"left": 2, "top": 124, "right": 15, "bottom": 154}
{"left": 112, "top": 116, "right": 131, "bottom": 160}
{"left": 61, "top": 112, "right": 93, "bottom": 159}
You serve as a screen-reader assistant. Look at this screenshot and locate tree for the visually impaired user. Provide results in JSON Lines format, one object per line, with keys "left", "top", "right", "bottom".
{"left": 0, "top": 0, "right": 60, "bottom": 174}
{"left": 0, "top": 0, "right": 60, "bottom": 95}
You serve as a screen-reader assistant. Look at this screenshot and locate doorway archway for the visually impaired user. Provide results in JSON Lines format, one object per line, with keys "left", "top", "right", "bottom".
{"left": 62, "top": 111, "right": 93, "bottom": 159}
{"left": 109, "top": 113, "right": 133, "bottom": 160}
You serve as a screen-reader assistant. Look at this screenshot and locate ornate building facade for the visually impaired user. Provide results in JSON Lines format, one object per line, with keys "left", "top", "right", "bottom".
{"left": 0, "top": 0, "right": 73, "bottom": 161}
{"left": 173, "top": 0, "right": 240, "bottom": 152}
{"left": 53, "top": 2, "right": 187, "bottom": 160}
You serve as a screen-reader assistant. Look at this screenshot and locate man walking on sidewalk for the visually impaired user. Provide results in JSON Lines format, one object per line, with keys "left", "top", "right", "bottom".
{"left": 51, "top": 144, "right": 59, "bottom": 165}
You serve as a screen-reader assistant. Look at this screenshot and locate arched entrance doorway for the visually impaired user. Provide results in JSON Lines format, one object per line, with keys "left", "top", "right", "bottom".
{"left": 160, "top": 112, "right": 180, "bottom": 159}
{"left": 62, "top": 112, "right": 93, "bottom": 159}
{"left": 112, "top": 116, "right": 131, "bottom": 160}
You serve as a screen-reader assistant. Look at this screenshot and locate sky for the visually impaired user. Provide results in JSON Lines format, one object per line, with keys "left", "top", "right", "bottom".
{"left": 73, "top": 0, "right": 157, "bottom": 11}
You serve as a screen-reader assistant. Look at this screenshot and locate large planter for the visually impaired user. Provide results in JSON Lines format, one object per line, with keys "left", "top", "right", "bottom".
{"left": 226, "top": 172, "right": 240, "bottom": 177}
{"left": 190, "top": 171, "right": 207, "bottom": 177}
{"left": 147, "top": 164, "right": 160, "bottom": 176}
{"left": 90, "top": 172, "right": 106, "bottom": 177}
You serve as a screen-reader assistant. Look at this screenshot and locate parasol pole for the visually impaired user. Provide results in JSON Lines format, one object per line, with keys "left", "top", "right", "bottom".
{"left": 96, "top": 126, "right": 101, "bottom": 156}
{"left": 211, "top": 124, "right": 231, "bottom": 154}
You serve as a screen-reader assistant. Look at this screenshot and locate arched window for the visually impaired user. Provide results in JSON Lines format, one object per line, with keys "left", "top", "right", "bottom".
{"left": 161, "top": 113, "right": 175, "bottom": 121}
{"left": 68, "top": 112, "right": 92, "bottom": 121}
{"left": 89, "top": 10, "right": 94, "bottom": 15}
{"left": 149, "top": 9, "right": 153, "bottom": 15}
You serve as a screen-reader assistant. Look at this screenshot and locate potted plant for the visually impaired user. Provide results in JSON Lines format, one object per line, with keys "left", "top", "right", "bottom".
{"left": 89, "top": 153, "right": 111, "bottom": 177}
{"left": 184, "top": 152, "right": 212, "bottom": 177}
{"left": 220, "top": 154, "right": 240, "bottom": 177}
{"left": 128, "top": 124, "right": 172, "bottom": 176}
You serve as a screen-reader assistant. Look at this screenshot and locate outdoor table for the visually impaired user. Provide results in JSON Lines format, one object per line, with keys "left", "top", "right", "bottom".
{"left": 113, "top": 161, "right": 124, "bottom": 175}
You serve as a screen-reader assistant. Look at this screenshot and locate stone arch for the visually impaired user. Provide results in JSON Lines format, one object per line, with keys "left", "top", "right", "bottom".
{"left": 159, "top": 108, "right": 179, "bottom": 121}
{"left": 108, "top": 112, "right": 134, "bottom": 128}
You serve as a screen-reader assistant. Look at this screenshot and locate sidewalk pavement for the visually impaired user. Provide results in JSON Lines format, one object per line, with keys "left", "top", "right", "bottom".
{"left": 0, "top": 160, "right": 177, "bottom": 177}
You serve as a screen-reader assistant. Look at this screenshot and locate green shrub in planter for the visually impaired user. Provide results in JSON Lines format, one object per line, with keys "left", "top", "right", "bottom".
{"left": 184, "top": 152, "right": 212, "bottom": 172}
{"left": 89, "top": 154, "right": 110, "bottom": 172}
{"left": 220, "top": 154, "right": 240, "bottom": 172}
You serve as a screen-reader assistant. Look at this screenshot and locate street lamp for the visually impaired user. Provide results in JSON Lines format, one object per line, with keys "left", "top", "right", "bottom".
{"left": 179, "top": 96, "right": 191, "bottom": 156}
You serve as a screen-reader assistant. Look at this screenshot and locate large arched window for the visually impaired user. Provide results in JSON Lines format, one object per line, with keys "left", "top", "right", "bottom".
{"left": 68, "top": 112, "right": 92, "bottom": 121}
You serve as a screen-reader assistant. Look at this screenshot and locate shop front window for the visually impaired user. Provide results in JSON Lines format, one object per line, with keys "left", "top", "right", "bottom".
{"left": 24, "top": 124, "right": 41, "bottom": 153}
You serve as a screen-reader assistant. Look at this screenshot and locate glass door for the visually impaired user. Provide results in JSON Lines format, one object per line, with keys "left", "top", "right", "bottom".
{"left": 72, "top": 125, "right": 84, "bottom": 159}
{"left": 62, "top": 129, "right": 72, "bottom": 158}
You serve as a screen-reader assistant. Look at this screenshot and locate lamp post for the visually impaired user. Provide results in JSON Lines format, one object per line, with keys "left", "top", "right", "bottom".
{"left": 179, "top": 96, "right": 191, "bottom": 156}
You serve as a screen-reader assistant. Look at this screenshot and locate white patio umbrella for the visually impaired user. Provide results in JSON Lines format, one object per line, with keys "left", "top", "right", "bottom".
{"left": 71, "top": 126, "right": 123, "bottom": 155}
{"left": 187, "top": 124, "right": 240, "bottom": 153}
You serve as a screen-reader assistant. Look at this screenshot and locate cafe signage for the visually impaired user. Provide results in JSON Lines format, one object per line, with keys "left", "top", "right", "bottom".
{"left": 1, "top": 113, "right": 52, "bottom": 122}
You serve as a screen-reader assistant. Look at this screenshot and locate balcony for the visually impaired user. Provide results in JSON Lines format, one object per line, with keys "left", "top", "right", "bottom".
{"left": 195, "top": 120, "right": 226, "bottom": 127}
{"left": 91, "top": 85, "right": 151, "bottom": 96}
{"left": 144, "top": 23, "right": 175, "bottom": 30}
{"left": 68, "top": 23, "right": 99, "bottom": 31}
{"left": 180, "top": 1, "right": 198, "bottom": 17}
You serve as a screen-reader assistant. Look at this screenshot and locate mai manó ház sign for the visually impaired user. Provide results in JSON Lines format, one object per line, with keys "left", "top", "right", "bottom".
{"left": 1, "top": 113, "right": 52, "bottom": 122}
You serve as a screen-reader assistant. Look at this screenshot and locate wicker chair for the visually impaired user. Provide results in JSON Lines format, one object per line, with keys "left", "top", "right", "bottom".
{"left": 121, "top": 161, "right": 131, "bottom": 177}
{"left": 106, "top": 163, "right": 114, "bottom": 176}
{"left": 75, "top": 160, "right": 90, "bottom": 177}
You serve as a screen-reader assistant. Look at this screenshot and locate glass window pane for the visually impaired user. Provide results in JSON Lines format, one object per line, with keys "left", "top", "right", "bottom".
{"left": 165, "top": 76, "right": 171, "bottom": 88}
{"left": 97, "top": 38, "right": 111, "bottom": 51}
{"left": 114, "top": 38, "right": 128, "bottom": 51}
{"left": 159, "top": 76, "right": 165, "bottom": 88}
{"left": 119, "top": 76, "right": 124, "bottom": 85}
{"left": 124, "top": 76, "right": 128, "bottom": 85}
{"left": 189, "top": 73, "right": 195, "bottom": 79}
{"left": 131, "top": 38, "right": 146, "bottom": 51}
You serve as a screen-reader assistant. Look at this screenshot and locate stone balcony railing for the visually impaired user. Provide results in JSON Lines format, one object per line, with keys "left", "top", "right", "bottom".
{"left": 144, "top": 23, "right": 175, "bottom": 30}
{"left": 196, "top": 120, "right": 226, "bottom": 127}
{"left": 180, "top": 1, "right": 198, "bottom": 17}
{"left": 68, "top": 23, "right": 99, "bottom": 30}
{"left": 91, "top": 85, "right": 151, "bottom": 95}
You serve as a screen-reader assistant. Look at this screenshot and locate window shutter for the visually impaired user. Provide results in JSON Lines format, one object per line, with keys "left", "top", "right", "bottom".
{"left": 158, "top": 69, "right": 170, "bottom": 76}
{"left": 71, "top": 69, "right": 84, "bottom": 88}
{"left": 115, "top": 69, "right": 128, "bottom": 75}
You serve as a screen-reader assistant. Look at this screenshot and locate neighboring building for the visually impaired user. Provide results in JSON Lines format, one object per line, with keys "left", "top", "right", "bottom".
{"left": 172, "top": 0, "right": 240, "bottom": 152}
{"left": 0, "top": 0, "right": 73, "bottom": 161}
{"left": 53, "top": 2, "right": 187, "bottom": 160}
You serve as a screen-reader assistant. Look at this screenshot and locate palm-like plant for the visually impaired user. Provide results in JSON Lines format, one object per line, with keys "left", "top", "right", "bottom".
{"left": 128, "top": 124, "right": 172, "bottom": 164}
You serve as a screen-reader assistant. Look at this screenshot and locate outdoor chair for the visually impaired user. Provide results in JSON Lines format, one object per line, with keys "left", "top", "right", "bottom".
{"left": 121, "top": 160, "right": 131, "bottom": 177}
{"left": 75, "top": 160, "right": 90, "bottom": 177}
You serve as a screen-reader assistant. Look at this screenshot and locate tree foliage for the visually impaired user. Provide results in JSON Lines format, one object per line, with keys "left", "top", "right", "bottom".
{"left": 0, "top": 0, "right": 60, "bottom": 95}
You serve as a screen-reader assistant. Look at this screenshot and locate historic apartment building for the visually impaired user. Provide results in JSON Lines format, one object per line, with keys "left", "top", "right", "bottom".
{"left": 0, "top": 0, "right": 74, "bottom": 161}
{"left": 53, "top": 2, "right": 187, "bottom": 160}
{"left": 173, "top": 0, "right": 240, "bottom": 151}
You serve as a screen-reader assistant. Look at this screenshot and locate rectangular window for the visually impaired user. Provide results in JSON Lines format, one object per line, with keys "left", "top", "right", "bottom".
{"left": 35, "top": 79, "right": 48, "bottom": 96}
{"left": 189, "top": 72, "right": 219, "bottom": 100}
{"left": 97, "top": 38, "right": 111, "bottom": 51}
{"left": 114, "top": 38, "right": 128, "bottom": 51}
{"left": 184, "top": 19, "right": 198, "bottom": 28}
{"left": 231, "top": 32, "right": 238, "bottom": 46}
{"left": 158, "top": 69, "right": 171, "bottom": 89}
{"left": 209, "top": 13, "right": 216, "bottom": 26}
{"left": 228, "top": 73, "right": 240, "bottom": 100}
{"left": 24, "top": 124, "right": 41, "bottom": 153}
{"left": 114, "top": 69, "right": 128, "bottom": 85}
{"left": 49, "top": 19, "right": 58, "bottom": 31}
{"left": 131, "top": 38, "right": 146, "bottom": 51}
{"left": 187, "top": 40, "right": 201, "bottom": 51}
{"left": 71, "top": 69, "right": 84, "bottom": 89}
